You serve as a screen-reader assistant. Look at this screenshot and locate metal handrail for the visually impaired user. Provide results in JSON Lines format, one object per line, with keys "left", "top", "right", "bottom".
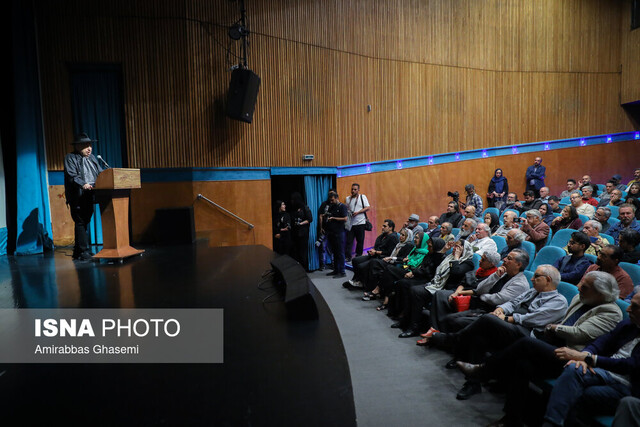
{"left": 196, "top": 194, "right": 254, "bottom": 229}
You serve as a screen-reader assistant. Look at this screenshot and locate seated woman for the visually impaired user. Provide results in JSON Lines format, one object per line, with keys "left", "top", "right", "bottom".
{"left": 563, "top": 220, "right": 606, "bottom": 255}
{"left": 393, "top": 240, "right": 475, "bottom": 338}
{"left": 376, "top": 231, "right": 428, "bottom": 312}
{"left": 361, "top": 228, "right": 415, "bottom": 301}
{"left": 391, "top": 238, "right": 447, "bottom": 314}
{"left": 550, "top": 205, "right": 583, "bottom": 233}
{"left": 483, "top": 211, "right": 500, "bottom": 234}
{"left": 538, "top": 203, "right": 555, "bottom": 226}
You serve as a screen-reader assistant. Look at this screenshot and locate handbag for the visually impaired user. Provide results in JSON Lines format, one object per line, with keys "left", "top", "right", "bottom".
{"left": 360, "top": 195, "right": 373, "bottom": 231}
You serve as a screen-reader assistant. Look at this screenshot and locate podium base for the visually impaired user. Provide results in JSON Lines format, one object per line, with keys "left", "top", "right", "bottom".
{"left": 93, "top": 246, "right": 145, "bottom": 260}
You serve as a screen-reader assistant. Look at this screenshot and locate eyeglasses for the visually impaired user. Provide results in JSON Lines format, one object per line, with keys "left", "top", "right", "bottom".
{"left": 533, "top": 273, "right": 549, "bottom": 279}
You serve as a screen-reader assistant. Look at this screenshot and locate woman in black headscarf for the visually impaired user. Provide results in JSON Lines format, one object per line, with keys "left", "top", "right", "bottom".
{"left": 487, "top": 168, "right": 509, "bottom": 210}
{"left": 483, "top": 211, "right": 501, "bottom": 234}
{"left": 290, "top": 192, "right": 313, "bottom": 270}
{"left": 538, "top": 203, "right": 555, "bottom": 226}
{"left": 273, "top": 200, "right": 292, "bottom": 255}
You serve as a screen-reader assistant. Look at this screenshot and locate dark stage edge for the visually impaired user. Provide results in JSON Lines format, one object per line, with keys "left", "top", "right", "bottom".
{"left": 0, "top": 243, "right": 356, "bottom": 427}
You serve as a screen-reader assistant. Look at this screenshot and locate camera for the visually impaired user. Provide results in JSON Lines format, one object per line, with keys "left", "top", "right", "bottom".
{"left": 315, "top": 233, "right": 326, "bottom": 247}
{"left": 447, "top": 191, "right": 460, "bottom": 204}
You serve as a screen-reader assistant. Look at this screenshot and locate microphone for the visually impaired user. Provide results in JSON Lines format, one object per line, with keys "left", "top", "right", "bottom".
{"left": 96, "top": 155, "right": 111, "bottom": 169}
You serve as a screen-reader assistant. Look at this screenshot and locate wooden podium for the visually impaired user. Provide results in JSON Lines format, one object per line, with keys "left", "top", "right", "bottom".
{"left": 93, "top": 168, "right": 144, "bottom": 261}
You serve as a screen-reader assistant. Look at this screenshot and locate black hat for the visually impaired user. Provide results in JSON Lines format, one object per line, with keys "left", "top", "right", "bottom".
{"left": 71, "top": 132, "right": 97, "bottom": 144}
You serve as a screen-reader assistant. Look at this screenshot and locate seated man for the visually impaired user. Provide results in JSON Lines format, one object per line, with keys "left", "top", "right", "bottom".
{"left": 594, "top": 207, "right": 612, "bottom": 234}
{"left": 611, "top": 174, "right": 628, "bottom": 191}
{"left": 404, "top": 213, "right": 424, "bottom": 235}
{"left": 466, "top": 223, "right": 498, "bottom": 257}
{"left": 521, "top": 209, "right": 550, "bottom": 252}
{"left": 458, "top": 205, "right": 481, "bottom": 228}
{"left": 541, "top": 291, "right": 640, "bottom": 426}
{"left": 499, "top": 192, "right": 518, "bottom": 214}
{"left": 570, "top": 191, "right": 595, "bottom": 219}
{"left": 598, "top": 181, "right": 617, "bottom": 207}
{"left": 462, "top": 184, "right": 483, "bottom": 213}
{"left": 426, "top": 249, "right": 530, "bottom": 338}
{"left": 425, "top": 216, "right": 441, "bottom": 239}
{"left": 494, "top": 210, "right": 519, "bottom": 237}
{"left": 553, "top": 231, "right": 593, "bottom": 285}
{"left": 346, "top": 219, "right": 399, "bottom": 289}
{"left": 613, "top": 396, "right": 640, "bottom": 427}
{"left": 625, "top": 168, "right": 640, "bottom": 192}
{"left": 457, "top": 271, "right": 623, "bottom": 421}
{"left": 560, "top": 179, "right": 578, "bottom": 199}
{"left": 608, "top": 204, "right": 640, "bottom": 244}
{"left": 548, "top": 196, "right": 562, "bottom": 214}
{"left": 514, "top": 190, "right": 542, "bottom": 214}
{"left": 439, "top": 201, "right": 462, "bottom": 232}
{"left": 500, "top": 229, "right": 526, "bottom": 260}
{"left": 579, "top": 174, "right": 593, "bottom": 191}
{"left": 454, "top": 218, "right": 477, "bottom": 242}
{"left": 581, "top": 185, "right": 598, "bottom": 207}
{"left": 432, "top": 264, "right": 567, "bottom": 398}
{"left": 619, "top": 229, "right": 640, "bottom": 264}
{"left": 585, "top": 244, "right": 635, "bottom": 299}
{"left": 539, "top": 186, "right": 550, "bottom": 204}
{"left": 439, "top": 222, "right": 455, "bottom": 243}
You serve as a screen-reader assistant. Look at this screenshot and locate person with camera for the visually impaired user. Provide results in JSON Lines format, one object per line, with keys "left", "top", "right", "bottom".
{"left": 461, "top": 184, "right": 483, "bottom": 213}
{"left": 344, "top": 183, "right": 371, "bottom": 262}
{"left": 316, "top": 189, "right": 336, "bottom": 271}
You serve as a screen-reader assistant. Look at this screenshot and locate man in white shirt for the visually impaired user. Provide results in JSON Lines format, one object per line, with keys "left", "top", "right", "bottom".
{"left": 570, "top": 191, "right": 595, "bottom": 219}
{"left": 345, "top": 183, "right": 371, "bottom": 262}
{"left": 467, "top": 223, "right": 498, "bottom": 257}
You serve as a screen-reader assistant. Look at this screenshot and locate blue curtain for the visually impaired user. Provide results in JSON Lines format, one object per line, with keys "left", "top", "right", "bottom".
{"left": 70, "top": 68, "right": 125, "bottom": 246}
{"left": 13, "top": 0, "right": 53, "bottom": 255}
{"left": 0, "top": 134, "right": 6, "bottom": 256}
{"left": 304, "top": 175, "right": 333, "bottom": 271}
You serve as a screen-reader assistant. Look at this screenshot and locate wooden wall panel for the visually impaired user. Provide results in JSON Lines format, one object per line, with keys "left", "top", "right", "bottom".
{"left": 37, "top": 0, "right": 634, "bottom": 171}
{"left": 621, "top": 1, "right": 640, "bottom": 104}
{"left": 338, "top": 140, "right": 640, "bottom": 250}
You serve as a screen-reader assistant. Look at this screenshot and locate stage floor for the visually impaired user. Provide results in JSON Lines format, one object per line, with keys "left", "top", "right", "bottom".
{"left": 0, "top": 243, "right": 356, "bottom": 426}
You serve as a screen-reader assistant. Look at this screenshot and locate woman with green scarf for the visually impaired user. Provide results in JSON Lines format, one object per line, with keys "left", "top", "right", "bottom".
{"left": 378, "top": 231, "right": 430, "bottom": 316}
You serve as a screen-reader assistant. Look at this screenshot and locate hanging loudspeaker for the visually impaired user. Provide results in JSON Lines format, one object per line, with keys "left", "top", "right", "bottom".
{"left": 226, "top": 68, "right": 260, "bottom": 123}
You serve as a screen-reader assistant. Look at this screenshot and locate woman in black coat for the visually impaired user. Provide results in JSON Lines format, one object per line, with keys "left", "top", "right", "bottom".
{"left": 290, "top": 192, "right": 313, "bottom": 270}
{"left": 273, "top": 200, "right": 292, "bottom": 255}
{"left": 487, "top": 168, "right": 509, "bottom": 210}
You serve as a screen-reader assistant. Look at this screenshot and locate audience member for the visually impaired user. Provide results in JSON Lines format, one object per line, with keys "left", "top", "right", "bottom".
{"left": 425, "top": 216, "right": 441, "bottom": 239}
{"left": 581, "top": 185, "right": 598, "bottom": 207}
{"left": 539, "top": 203, "right": 555, "bottom": 226}
{"left": 539, "top": 186, "right": 550, "bottom": 203}
{"left": 487, "top": 168, "right": 508, "bottom": 210}
{"left": 619, "top": 229, "right": 640, "bottom": 264}
{"left": 554, "top": 231, "right": 593, "bottom": 285}
{"left": 466, "top": 223, "right": 498, "bottom": 257}
{"left": 440, "top": 222, "right": 455, "bottom": 244}
{"left": 439, "top": 202, "right": 462, "bottom": 232}
{"left": 433, "top": 264, "right": 567, "bottom": 399}
{"left": 421, "top": 249, "right": 529, "bottom": 343}
{"left": 604, "top": 189, "right": 625, "bottom": 208}
{"left": 598, "top": 181, "right": 617, "bottom": 207}
{"left": 499, "top": 192, "right": 518, "bottom": 214}
{"left": 454, "top": 218, "right": 477, "bottom": 242}
{"left": 493, "top": 210, "right": 519, "bottom": 238}
{"left": 570, "top": 191, "right": 595, "bottom": 219}
{"left": 459, "top": 205, "right": 481, "bottom": 228}
{"left": 346, "top": 219, "right": 398, "bottom": 290}
{"left": 540, "top": 291, "right": 640, "bottom": 426}
{"left": 514, "top": 190, "right": 542, "bottom": 214}
{"left": 607, "top": 204, "right": 640, "bottom": 244}
{"left": 521, "top": 209, "right": 550, "bottom": 252}
{"left": 483, "top": 211, "right": 500, "bottom": 234}
{"left": 584, "top": 245, "right": 634, "bottom": 299}
{"left": 578, "top": 174, "right": 593, "bottom": 190}
{"left": 459, "top": 271, "right": 622, "bottom": 424}
{"left": 577, "top": 220, "right": 608, "bottom": 255}
{"left": 526, "top": 156, "right": 546, "bottom": 198}
{"left": 551, "top": 205, "right": 583, "bottom": 233}
{"left": 613, "top": 396, "right": 640, "bottom": 427}
{"left": 394, "top": 240, "right": 475, "bottom": 338}
{"left": 594, "top": 207, "right": 612, "bottom": 234}
{"left": 548, "top": 196, "right": 562, "bottom": 214}
{"left": 560, "top": 179, "right": 578, "bottom": 199}
{"left": 610, "top": 174, "right": 627, "bottom": 191}
{"left": 404, "top": 213, "right": 424, "bottom": 235}
{"left": 624, "top": 168, "right": 640, "bottom": 191}
{"left": 500, "top": 229, "right": 526, "bottom": 260}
